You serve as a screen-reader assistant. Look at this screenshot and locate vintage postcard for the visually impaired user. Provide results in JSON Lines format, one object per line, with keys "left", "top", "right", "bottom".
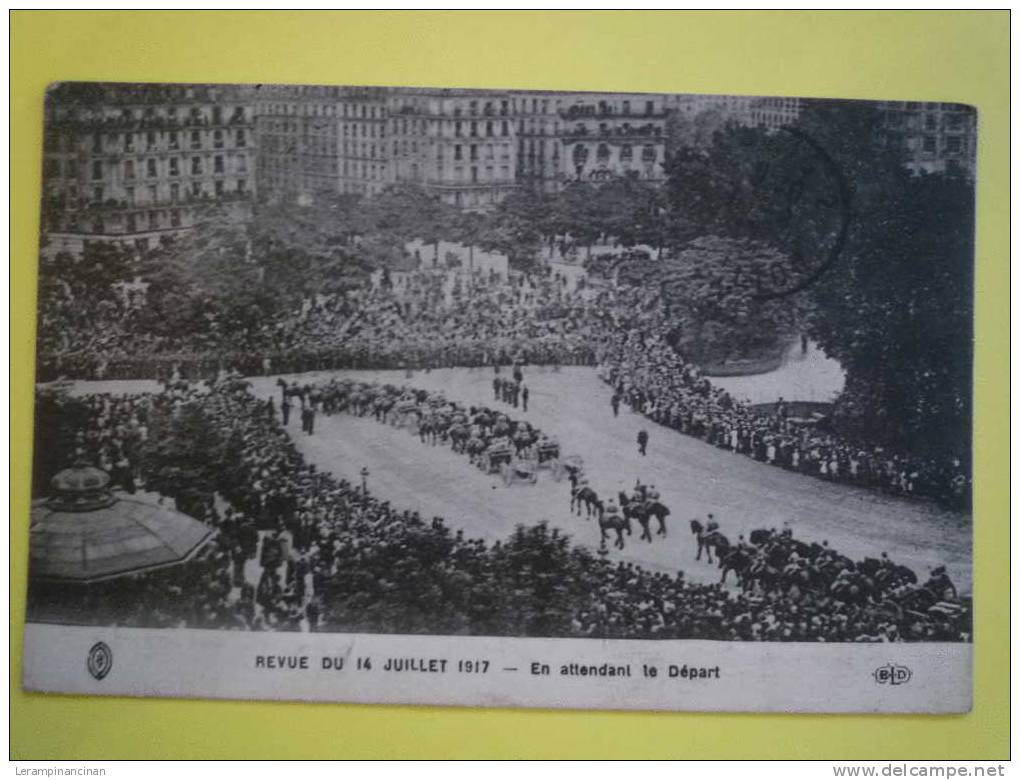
{"left": 24, "top": 81, "right": 974, "bottom": 712}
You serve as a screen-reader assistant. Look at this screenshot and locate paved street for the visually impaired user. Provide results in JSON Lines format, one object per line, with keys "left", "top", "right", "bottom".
{"left": 247, "top": 367, "right": 972, "bottom": 593}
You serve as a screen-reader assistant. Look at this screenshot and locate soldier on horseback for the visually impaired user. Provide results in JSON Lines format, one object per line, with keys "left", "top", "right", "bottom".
{"left": 599, "top": 499, "right": 628, "bottom": 550}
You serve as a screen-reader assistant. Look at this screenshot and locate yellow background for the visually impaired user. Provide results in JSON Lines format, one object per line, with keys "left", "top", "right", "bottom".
{"left": 10, "top": 10, "right": 1009, "bottom": 759}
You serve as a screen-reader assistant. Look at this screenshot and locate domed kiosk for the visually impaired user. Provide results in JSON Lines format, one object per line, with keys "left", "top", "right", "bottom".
{"left": 29, "top": 464, "right": 215, "bottom": 583}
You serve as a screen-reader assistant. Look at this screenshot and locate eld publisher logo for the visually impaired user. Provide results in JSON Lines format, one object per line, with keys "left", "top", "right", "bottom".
{"left": 87, "top": 641, "right": 113, "bottom": 681}
{"left": 873, "top": 664, "right": 912, "bottom": 686}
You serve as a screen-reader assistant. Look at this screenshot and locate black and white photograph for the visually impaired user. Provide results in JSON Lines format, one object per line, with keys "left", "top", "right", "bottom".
{"left": 24, "top": 81, "right": 975, "bottom": 713}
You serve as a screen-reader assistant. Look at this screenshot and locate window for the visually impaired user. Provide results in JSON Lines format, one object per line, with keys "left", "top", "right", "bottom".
{"left": 170, "top": 183, "right": 179, "bottom": 202}
{"left": 92, "top": 185, "right": 103, "bottom": 202}
{"left": 92, "top": 132, "right": 102, "bottom": 153}
{"left": 191, "top": 157, "right": 202, "bottom": 175}
{"left": 623, "top": 100, "right": 631, "bottom": 115}
{"left": 214, "top": 130, "right": 224, "bottom": 149}
{"left": 191, "top": 130, "right": 201, "bottom": 149}
{"left": 126, "top": 186, "right": 135, "bottom": 206}
{"left": 922, "top": 135, "right": 936, "bottom": 153}
{"left": 169, "top": 157, "right": 180, "bottom": 177}
{"left": 146, "top": 132, "right": 157, "bottom": 151}
{"left": 620, "top": 144, "right": 633, "bottom": 161}
{"left": 502, "top": 121, "right": 508, "bottom": 136}
{"left": 925, "top": 114, "right": 936, "bottom": 131}
{"left": 124, "top": 160, "right": 135, "bottom": 180}
{"left": 170, "top": 209, "right": 181, "bottom": 227}
{"left": 191, "top": 181, "right": 202, "bottom": 197}
{"left": 454, "top": 145, "right": 462, "bottom": 161}
{"left": 945, "top": 136, "right": 962, "bottom": 154}
{"left": 236, "top": 156, "right": 247, "bottom": 174}
{"left": 91, "top": 160, "right": 103, "bottom": 180}
{"left": 148, "top": 211, "right": 158, "bottom": 230}
{"left": 642, "top": 145, "right": 656, "bottom": 162}
{"left": 168, "top": 132, "right": 179, "bottom": 150}
{"left": 126, "top": 213, "right": 137, "bottom": 232}
{"left": 486, "top": 121, "right": 493, "bottom": 137}
{"left": 237, "top": 179, "right": 247, "bottom": 193}
{"left": 214, "top": 155, "right": 224, "bottom": 174}
{"left": 470, "top": 144, "right": 478, "bottom": 161}
{"left": 470, "top": 121, "right": 478, "bottom": 137}
{"left": 212, "top": 106, "right": 223, "bottom": 124}
{"left": 147, "top": 159, "right": 158, "bottom": 178}
{"left": 471, "top": 166, "right": 478, "bottom": 182}
{"left": 148, "top": 185, "right": 157, "bottom": 202}
{"left": 214, "top": 180, "right": 224, "bottom": 196}
{"left": 124, "top": 133, "right": 134, "bottom": 152}
{"left": 236, "top": 129, "right": 246, "bottom": 146}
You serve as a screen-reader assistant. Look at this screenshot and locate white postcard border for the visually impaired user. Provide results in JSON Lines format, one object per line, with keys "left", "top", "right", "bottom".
{"left": 22, "top": 622, "right": 971, "bottom": 713}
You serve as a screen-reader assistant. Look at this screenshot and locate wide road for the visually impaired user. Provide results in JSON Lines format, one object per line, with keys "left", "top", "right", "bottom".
{"left": 241, "top": 367, "right": 971, "bottom": 593}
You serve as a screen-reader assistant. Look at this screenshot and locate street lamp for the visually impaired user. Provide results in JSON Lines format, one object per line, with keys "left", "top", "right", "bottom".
{"left": 359, "top": 466, "right": 369, "bottom": 502}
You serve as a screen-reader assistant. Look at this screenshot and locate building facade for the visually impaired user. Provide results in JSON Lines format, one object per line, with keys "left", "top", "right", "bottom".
{"left": 399, "top": 88, "right": 517, "bottom": 209}
{"left": 42, "top": 83, "right": 256, "bottom": 257}
{"left": 878, "top": 100, "right": 977, "bottom": 179}
{"left": 255, "top": 87, "right": 674, "bottom": 208}
{"left": 665, "top": 93, "right": 802, "bottom": 132}
{"left": 513, "top": 92, "right": 562, "bottom": 193}
{"left": 553, "top": 92, "right": 668, "bottom": 186}
{"left": 339, "top": 87, "right": 390, "bottom": 197}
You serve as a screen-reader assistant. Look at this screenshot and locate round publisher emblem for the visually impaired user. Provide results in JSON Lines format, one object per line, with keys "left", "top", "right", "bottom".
{"left": 87, "top": 641, "right": 113, "bottom": 680}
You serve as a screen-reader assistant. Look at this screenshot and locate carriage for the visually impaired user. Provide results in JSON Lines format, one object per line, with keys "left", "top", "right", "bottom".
{"left": 535, "top": 440, "right": 560, "bottom": 476}
{"left": 553, "top": 453, "right": 584, "bottom": 483}
{"left": 484, "top": 443, "right": 515, "bottom": 475}
{"left": 392, "top": 398, "right": 420, "bottom": 428}
{"left": 502, "top": 456, "right": 539, "bottom": 486}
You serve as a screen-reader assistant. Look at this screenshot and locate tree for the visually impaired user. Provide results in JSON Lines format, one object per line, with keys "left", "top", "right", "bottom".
{"left": 136, "top": 204, "right": 272, "bottom": 342}
{"left": 654, "top": 236, "right": 804, "bottom": 364}
{"left": 809, "top": 171, "right": 974, "bottom": 456}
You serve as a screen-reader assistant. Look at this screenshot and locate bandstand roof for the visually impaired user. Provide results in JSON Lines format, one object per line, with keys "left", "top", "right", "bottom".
{"left": 30, "top": 466, "right": 214, "bottom": 583}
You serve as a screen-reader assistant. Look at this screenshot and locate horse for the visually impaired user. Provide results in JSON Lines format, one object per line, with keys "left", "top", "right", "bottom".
{"left": 448, "top": 423, "right": 470, "bottom": 454}
{"left": 599, "top": 512, "right": 629, "bottom": 550}
{"left": 720, "top": 548, "right": 753, "bottom": 586}
{"left": 572, "top": 485, "right": 601, "bottom": 518}
{"left": 465, "top": 435, "right": 486, "bottom": 464}
{"left": 745, "top": 560, "right": 782, "bottom": 595}
{"left": 645, "top": 500, "right": 670, "bottom": 537}
{"left": 375, "top": 396, "right": 396, "bottom": 424}
{"left": 623, "top": 499, "right": 651, "bottom": 541}
{"left": 689, "top": 519, "right": 729, "bottom": 564}
{"left": 418, "top": 415, "right": 434, "bottom": 445}
{"left": 749, "top": 528, "right": 772, "bottom": 546}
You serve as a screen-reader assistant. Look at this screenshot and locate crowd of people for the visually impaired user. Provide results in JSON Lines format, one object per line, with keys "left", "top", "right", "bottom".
{"left": 36, "top": 258, "right": 970, "bottom": 508}
{"left": 595, "top": 304, "right": 971, "bottom": 506}
{"left": 29, "top": 379, "right": 970, "bottom": 642}
{"left": 36, "top": 268, "right": 600, "bottom": 381}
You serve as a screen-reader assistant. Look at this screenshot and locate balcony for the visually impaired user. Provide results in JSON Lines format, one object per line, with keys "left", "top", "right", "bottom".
{"left": 559, "top": 105, "right": 666, "bottom": 120}
{"left": 561, "top": 123, "right": 664, "bottom": 140}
